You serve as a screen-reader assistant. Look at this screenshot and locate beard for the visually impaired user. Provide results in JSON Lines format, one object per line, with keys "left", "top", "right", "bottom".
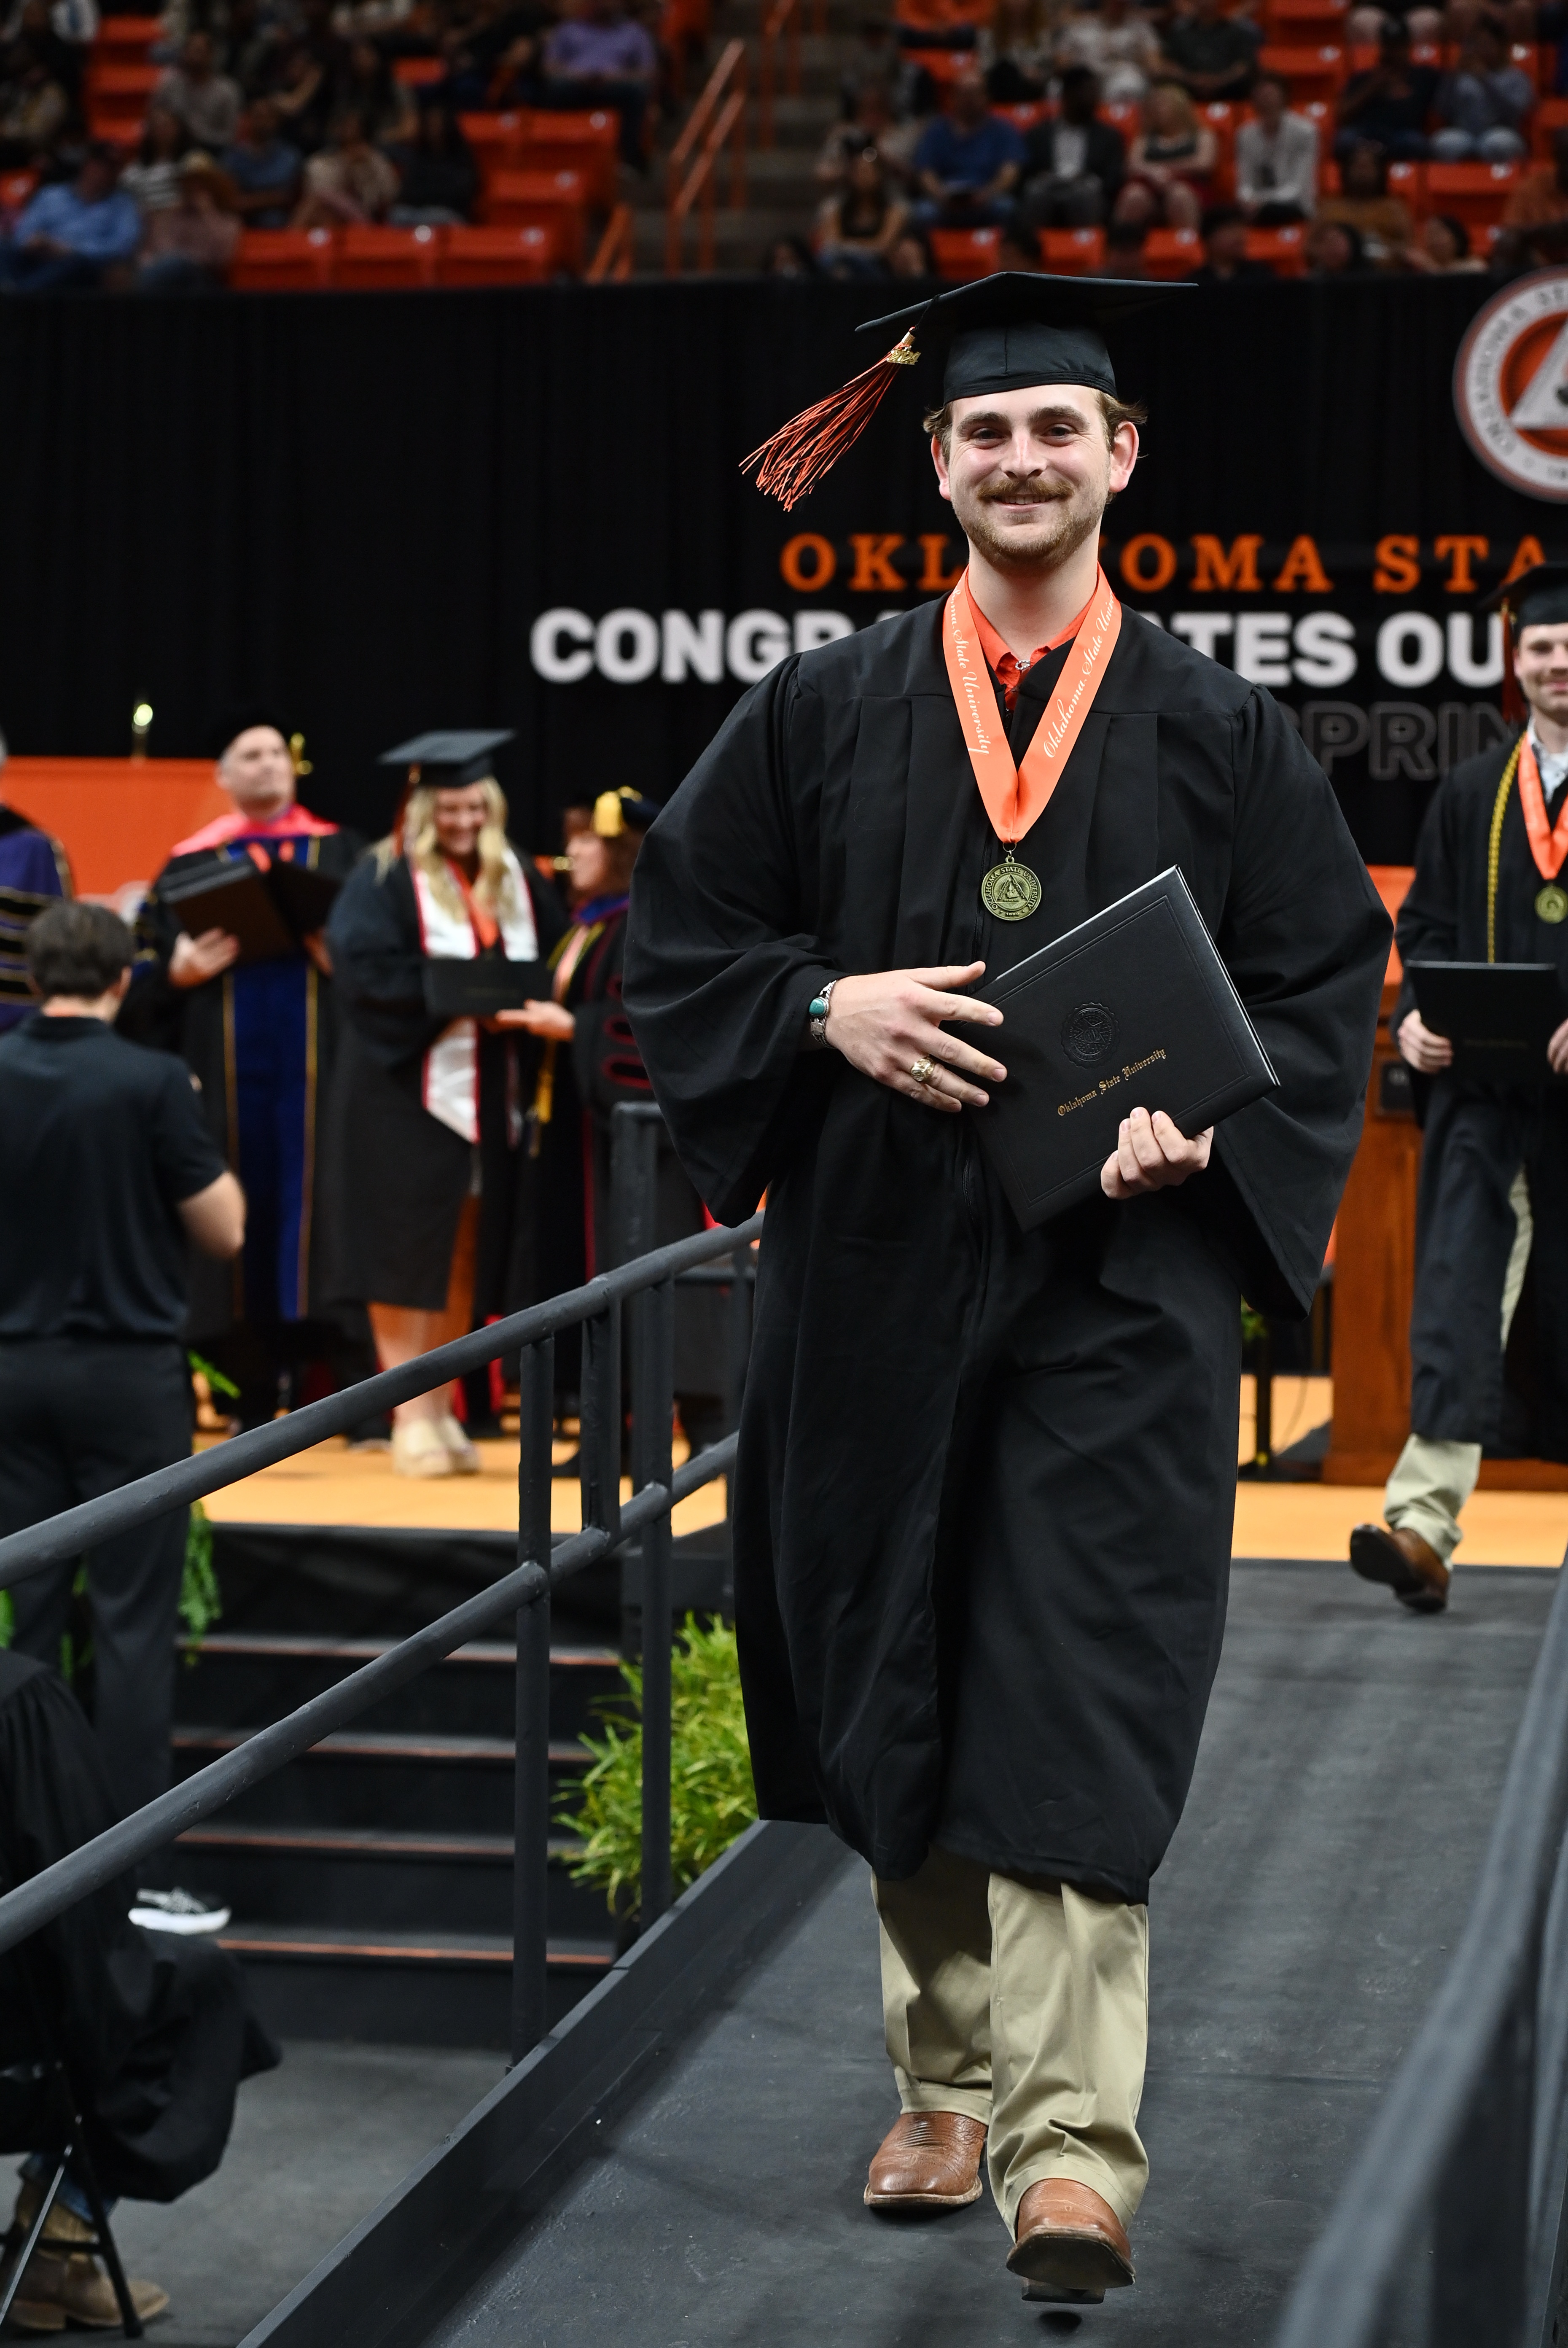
{"left": 952, "top": 471, "right": 1105, "bottom": 576}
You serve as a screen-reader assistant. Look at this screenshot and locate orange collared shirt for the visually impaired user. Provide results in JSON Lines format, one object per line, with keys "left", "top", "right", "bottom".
{"left": 967, "top": 584, "right": 1096, "bottom": 711}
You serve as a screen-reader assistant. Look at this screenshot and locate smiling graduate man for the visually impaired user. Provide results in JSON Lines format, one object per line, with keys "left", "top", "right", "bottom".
{"left": 624, "top": 275, "right": 1390, "bottom": 2304}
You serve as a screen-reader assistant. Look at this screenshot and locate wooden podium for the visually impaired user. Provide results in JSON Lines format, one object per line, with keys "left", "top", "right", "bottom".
{"left": 1321, "top": 864, "right": 1568, "bottom": 1491}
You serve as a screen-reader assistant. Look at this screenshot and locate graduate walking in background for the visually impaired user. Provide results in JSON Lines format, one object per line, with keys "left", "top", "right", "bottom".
{"left": 626, "top": 275, "right": 1388, "bottom": 2307}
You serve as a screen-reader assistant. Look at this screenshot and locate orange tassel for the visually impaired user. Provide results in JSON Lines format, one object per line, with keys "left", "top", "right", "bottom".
{"left": 740, "top": 331, "right": 920, "bottom": 510}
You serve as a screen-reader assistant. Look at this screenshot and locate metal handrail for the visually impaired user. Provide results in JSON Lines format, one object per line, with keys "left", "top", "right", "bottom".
{"left": 757, "top": 0, "right": 799, "bottom": 149}
{"left": 1273, "top": 1546, "right": 1568, "bottom": 2348}
{"left": 586, "top": 200, "right": 635, "bottom": 280}
{"left": 0, "top": 1177, "right": 764, "bottom": 2070}
{"left": 664, "top": 36, "right": 746, "bottom": 274}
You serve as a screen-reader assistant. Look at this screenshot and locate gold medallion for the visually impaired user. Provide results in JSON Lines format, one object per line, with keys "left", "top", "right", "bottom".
{"left": 1536, "top": 882, "right": 1568, "bottom": 925}
{"left": 981, "top": 851, "right": 1042, "bottom": 923}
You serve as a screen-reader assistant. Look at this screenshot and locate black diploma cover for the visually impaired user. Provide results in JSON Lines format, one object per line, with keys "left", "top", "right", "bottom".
{"left": 1407, "top": 961, "right": 1567, "bottom": 1085}
{"left": 422, "top": 957, "right": 550, "bottom": 1019}
{"left": 972, "top": 866, "right": 1278, "bottom": 1229}
{"left": 161, "top": 854, "right": 342, "bottom": 965}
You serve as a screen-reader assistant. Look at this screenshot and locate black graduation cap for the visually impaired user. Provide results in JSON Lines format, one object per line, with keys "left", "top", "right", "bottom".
{"left": 742, "top": 271, "right": 1185, "bottom": 512}
{"left": 1490, "top": 562, "right": 1568, "bottom": 632}
{"left": 379, "top": 729, "right": 516, "bottom": 787}
{"left": 208, "top": 703, "right": 291, "bottom": 761}
{"left": 592, "top": 785, "right": 662, "bottom": 837}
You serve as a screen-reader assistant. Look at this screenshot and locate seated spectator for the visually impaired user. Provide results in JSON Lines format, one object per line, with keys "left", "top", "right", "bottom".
{"left": 266, "top": 41, "right": 334, "bottom": 151}
{"left": 434, "top": 0, "right": 554, "bottom": 110}
{"left": 334, "top": 33, "right": 415, "bottom": 142}
{"left": 292, "top": 100, "right": 396, "bottom": 218}
{"left": 386, "top": 100, "right": 477, "bottom": 220}
{"left": 1499, "top": 122, "right": 1568, "bottom": 261}
{"left": 1160, "top": 0, "right": 1255, "bottom": 102}
{"left": 763, "top": 232, "right": 818, "bottom": 272}
{"left": 1319, "top": 135, "right": 1412, "bottom": 262}
{"left": 911, "top": 67, "right": 1025, "bottom": 225}
{"left": 976, "top": 0, "right": 1052, "bottom": 101}
{"left": 0, "top": 0, "right": 93, "bottom": 66}
{"left": 1104, "top": 210, "right": 1149, "bottom": 270}
{"left": 815, "top": 142, "right": 908, "bottom": 272}
{"left": 1407, "top": 208, "right": 1485, "bottom": 267}
{"left": 1304, "top": 212, "right": 1363, "bottom": 269}
{"left": 1234, "top": 70, "right": 1316, "bottom": 220}
{"left": 541, "top": 0, "right": 656, "bottom": 169}
{"left": 1193, "top": 197, "right": 1273, "bottom": 277}
{"left": 1432, "top": 14, "right": 1532, "bottom": 158}
{"left": 1054, "top": 0, "right": 1161, "bottom": 105}
{"left": 134, "top": 148, "right": 238, "bottom": 288}
{"left": 1019, "top": 63, "right": 1125, "bottom": 225}
{"left": 154, "top": 29, "right": 242, "bottom": 149}
{"left": 1335, "top": 25, "right": 1437, "bottom": 159}
{"left": 839, "top": 13, "right": 909, "bottom": 116}
{"left": 886, "top": 222, "right": 934, "bottom": 271}
{"left": 0, "top": 38, "right": 65, "bottom": 164}
{"left": 220, "top": 97, "right": 301, "bottom": 223}
{"left": 0, "top": 142, "right": 139, "bottom": 288}
{"left": 1113, "top": 79, "right": 1214, "bottom": 226}
{"left": 817, "top": 78, "right": 917, "bottom": 190}
{"left": 119, "top": 104, "right": 188, "bottom": 215}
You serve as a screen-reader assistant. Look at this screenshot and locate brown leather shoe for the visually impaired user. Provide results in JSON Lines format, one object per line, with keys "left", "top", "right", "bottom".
{"left": 1350, "top": 1522, "right": 1450, "bottom": 1614}
{"left": 864, "top": 2110, "right": 987, "bottom": 2208}
{"left": 3, "top": 2187, "right": 170, "bottom": 2334}
{"left": 1006, "top": 2177, "right": 1135, "bottom": 2303}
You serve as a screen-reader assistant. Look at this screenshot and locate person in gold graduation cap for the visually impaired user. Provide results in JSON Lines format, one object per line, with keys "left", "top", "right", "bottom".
{"left": 1352, "top": 563, "right": 1568, "bottom": 1614}
{"left": 623, "top": 273, "right": 1390, "bottom": 2303}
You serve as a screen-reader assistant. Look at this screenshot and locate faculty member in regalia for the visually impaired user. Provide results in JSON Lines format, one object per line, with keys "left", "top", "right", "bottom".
{"left": 624, "top": 275, "right": 1389, "bottom": 2306}
{"left": 1352, "top": 563, "right": 1568, "bottom": 1613}
{"left": 122, "top": 710, "right": 366, "bottom": 1427}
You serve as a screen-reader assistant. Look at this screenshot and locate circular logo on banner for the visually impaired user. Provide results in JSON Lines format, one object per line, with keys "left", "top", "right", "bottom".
{"left": 1062, "top": 1002, "right": 1119, "bottom": 1066}
{"left": 1455, "top": 272, "right": 1568, "bottom": 499}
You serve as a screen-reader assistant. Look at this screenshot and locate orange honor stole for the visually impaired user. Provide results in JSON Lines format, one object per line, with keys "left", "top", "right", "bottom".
{"left": 942, "top": 565, "right": 1123, "bottom": 921}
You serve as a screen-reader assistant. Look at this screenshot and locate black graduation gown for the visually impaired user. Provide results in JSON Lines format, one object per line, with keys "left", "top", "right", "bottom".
{"left": 121, "top": 825, "right": 365, "bottom": 1344}
{"left": 1393, "top": 735, "right": 1568, "bottom": 1459}
{"left": 625, "top": 606, "right": 1389, "bottom": 1902}
{"left": 0, "top": 1650, "right": 279, "bottom": 2203}
{"left": 325, "top": 854, "right": 565, "bottom": 1316}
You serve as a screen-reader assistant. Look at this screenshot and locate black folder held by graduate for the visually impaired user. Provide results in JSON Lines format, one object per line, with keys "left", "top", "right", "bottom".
{"left": 1407, "top": 961, "right": 1567, "bottom": 1085}
{"left": 422, "top": 957, "right": 550, "bottom": 1019}
{"left": 973, "top": 867, "right": 1278, "bottom": 1229}
{"left": 161, "top": 854, "right": 342, "bottom": 966}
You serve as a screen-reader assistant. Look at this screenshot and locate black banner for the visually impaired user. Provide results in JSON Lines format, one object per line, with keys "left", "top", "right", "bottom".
{"left": 0, "top": 273, "right": 1553, "bottom": 857}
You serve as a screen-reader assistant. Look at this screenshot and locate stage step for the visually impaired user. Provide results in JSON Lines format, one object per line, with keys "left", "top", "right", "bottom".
{"left": 177, "top": 1631, "right": 624, "bottom": 1740}
{"left": 171, "top": 1722, "right": 591, "bottom": 1834}
{"left": 213, "top": 1921, "right": 614, "bottom": 2047}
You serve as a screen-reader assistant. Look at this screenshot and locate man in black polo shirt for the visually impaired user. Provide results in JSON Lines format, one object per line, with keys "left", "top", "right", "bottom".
{"left": 0, "top": 901, "right": 244, "bottom": 1833}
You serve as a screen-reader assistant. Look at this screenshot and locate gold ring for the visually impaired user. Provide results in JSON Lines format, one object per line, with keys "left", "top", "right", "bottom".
{"left": 909, "top": 1056, "right": 936, "bottom": 1085}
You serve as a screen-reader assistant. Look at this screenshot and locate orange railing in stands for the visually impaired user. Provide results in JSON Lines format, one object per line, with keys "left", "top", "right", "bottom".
{"left": 760, "top": 0, "right": 827, "bottom": 145}
{"left": 665, "top": 37, "right": 747, "bottom": 274}
{"left": 587, "top": 201, "right": 636, "bottom": 280}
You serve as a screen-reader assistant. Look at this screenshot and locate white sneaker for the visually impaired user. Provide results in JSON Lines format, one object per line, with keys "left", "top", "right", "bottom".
{"left": 436, "top": 1414, "right": 482, "bottom": 1474}
{"left": 130, "top": 1886, "right": 231, "bottom": 1935}
{"left": 391, "top": 1419, "right": 454, "bottom": 1478}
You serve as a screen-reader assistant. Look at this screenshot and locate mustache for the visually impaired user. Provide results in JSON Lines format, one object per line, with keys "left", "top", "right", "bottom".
{"left": 977, "top": 477, "right": 1076, "bottom": 504}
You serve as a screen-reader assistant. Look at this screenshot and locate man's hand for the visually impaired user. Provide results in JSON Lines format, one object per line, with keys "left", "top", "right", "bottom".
{"left": 1397, "top": 1009, "right": 1452, "bottom": 1072}
{"left": 1549, "top": 1015, "right": 1568, "bottom": 1076}
{"left": 1100, "top": 1106, "right": 1213, "bottom": 1198}
{"left": 823, "top": 961, "right": 1006, "bottom": 1114}
{"left": 488, "top": 999, "right": 575, "bottom": 1041}
{"left": 169, "top": 928, "right": 241, "bottom": 988}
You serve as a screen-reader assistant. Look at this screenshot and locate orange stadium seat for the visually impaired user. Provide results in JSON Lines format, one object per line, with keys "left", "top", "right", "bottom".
{"left": 393, "top": 56, "right": 446, "bottom": 86}
{"left": 334, "top": 223, "right": 443, "bottom": 287}
{"left": 86, "top": 59, "right": 159, "bottom": 134}
{"left": 1245, "top": 223, "right": 1307, "bottom": 273}
{"left": 91, "top": 13, "right": 159, "bottom": 57}
{"left": 1040, "top": 225, "right": 1105, "bottom": 273}
{"left": 1103, "top": 98, "right": 1138, "bottom": 140}
{"left": 1143, "top": 225, "right": 1201, "bottom": 276}
{"left": 436, "top": 223, "right": 557, "bottom": 283}
{"left": 1201, "top": 100, "right": 1237, "bottom": 195}
{"left": 228, "top": 227, "right": 336, "bottom": 290}
{"left": 1424, "top": 158, "right": 1520, "bottom": 223}
{"left": 995, "top": 100, "right": 1050, "bottom": 129}
{"left": 1536, "top": 95, "right": 1568, "bottom": 155}
{"left": 1256, "top": 43, "right": 1346, "bottom": 102}
{"left": 458, "top": 110, "right": 529, "bottom": 177}
{"left": 931, "top": 224, "right": 1001, "bottom": 279}
{"left": 1267, "top": 0, "right": 1347, "bottom": 37}
{"left": 484, "top": 166, "right": 588, "bottom": 264}
{"left": 0, "top": 168, "right": 36, "bottom": 212}
{"left": 513, "top": 108, "right": 620, "bottom": 205}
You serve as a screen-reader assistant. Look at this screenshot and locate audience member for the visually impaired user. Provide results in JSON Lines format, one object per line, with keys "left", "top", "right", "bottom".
{"left": 1407, "top": 208, "right": 1485, "bottom": 267}
{"left": 0, "top": 902, "right": 244, "bottom": 1840}
{"left": 541, "top": 0, "right": 656, "bottom": 168}
{"left": 1234, "top": 71, "right": 1316, "bottom": 219}
{"left": 220, "top": 96, "right": 301, "bottom": 222}
{"left": 1160, "top": 0, "right": 1256, "bottom": 101}
{"left": 1304, "top": 212, "right": 1363, "bottom": 270}
{"left": 816, "top": 80, "right": 916, "bottom": 191}
{"left": 326, "top": 758, "right": 562, "bottom": 1480}
{"left": 1105, "top": 210, "right": 1149, "bottom": 270}
{"left": 154, "top": 29, "right": 242, "bottom": 147}
{"left": 1019, "top": 64, "right": 1124, "bottom": 226}
{"left": 975, "top": 0, "right": 1052, "bottom": 101}
{"left": 911, "top": 67, "right": 1024, "bottom": 226}
{"left": 1320, "top": 135, "right": 1413, "bottom": 263}
{"left": 293, "top": 101, "right": 397, "bottom": 220}
{"left": 1194, "top": 198, "right": 1273, "bottom": 277}
{"left": 0, "top": 731, "right": 69, "bottom": 1034}
{"left": 0, "top": 0, "right": 94, "bottom": 67}
{"left": 1500, "top": 121, "right": 1568, "bottom": 260}
{"left": 1432, "top": 15, "right": 1532, "bottom": 156}
{"left": 0, "top": 38, "right": 65, "bottom": 163}
{"left": 134, "top": 148, "right": 239, "bottom": 288}
{"left": 886, "top": 222, "right": 934, "bottom": 272}
{"left": 1054, "top": 0, "right": 1161, "bottom": 104}
{"left": 762, "top": 230, "right": 818, "bottom": 273}
{"left": 334, "top": 33, "right": 414, "bottom": 140}
{"left": 264, "top": 41, "right": 333, "bottom": 153}
{"left": 386, "top": 100, "right": 477, "bottom": 220}
{"left": 120, "top": 106, "right": 188, "bottom": 214}
{"left": 1114, "top": 79, "right": 1214, "bottom": 226}
{"left": 816, "top": 143, "right": 907, "bottom": 271}
{"left": 0, "top": 144, "right": 139, "bottom": 289}
{"left": 838, "top": 12, "right": 909, "bottom": 116}
{"left": 1335, "top": 24, "right": 1438, "bottom": 158}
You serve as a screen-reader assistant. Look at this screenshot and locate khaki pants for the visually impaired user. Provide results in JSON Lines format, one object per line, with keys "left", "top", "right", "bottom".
{"left": 1385, "top": 1166, "right": 1533, "bottom": 1566}
{"left": 872, "top": 1844, "right": 1149, "bottom": 2235}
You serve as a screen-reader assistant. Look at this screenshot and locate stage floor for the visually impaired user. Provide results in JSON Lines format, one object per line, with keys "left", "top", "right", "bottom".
{"left": 195, "top": 1379, "right": 1568, "bottom": 1569}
